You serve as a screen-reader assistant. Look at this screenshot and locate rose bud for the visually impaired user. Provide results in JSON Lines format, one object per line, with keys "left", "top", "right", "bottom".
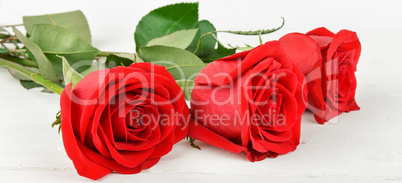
{"left": 188, "top": 41, "right": 308, "bottom": 161}
{"left": 60, "top": 63, "right": 190, "bottom": 180}
{"left": 280, "top": 28, "right": 361, "bottom": 124}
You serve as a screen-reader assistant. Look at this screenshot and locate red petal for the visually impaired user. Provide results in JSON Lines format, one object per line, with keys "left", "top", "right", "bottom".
{"left": 306, "top": 27, "right": 335, "bottom": 37}
{"left": 187, "top": 119, "right": 246, "bottom": 154}
{"left": 279, "top": 33, "right": 322, "bottom": 75}
{"left": 130, "top": 62, "right": 175, "bottom": 81}
{"left": 335, "top": 30, "right": 361, "bottom": 65}
{"left": 61, "top": 84, "right": 112, "bottom": 180}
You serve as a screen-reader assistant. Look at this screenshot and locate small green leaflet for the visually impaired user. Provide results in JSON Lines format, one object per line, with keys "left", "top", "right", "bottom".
{"left": 176, "top": 80, "right": 195, "bottom": 101}
{"left": 138, "top": 45, "right": 205, "bottom": 80}
{"left": 29, "top": 24, "right": 99, "bottom": 77}
{"left": 13, "top": 27, "right": 58, "bottom": 82}
{"left": 23, "top": 10, "right": 92, "bottom": 43}
{"left": 51, "top": 111, "right": 62, "bottom": 134}
{"left": 134, "top": 2, "right": 199, "bottom": 50}
{"left": 60, "top": 56, "right": 83, "bottom": 88}
{"left": 146, "top": 29, "right": 199, "bottom": 49}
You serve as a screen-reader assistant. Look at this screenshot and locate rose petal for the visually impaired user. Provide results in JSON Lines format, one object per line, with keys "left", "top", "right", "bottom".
{"left": 130, "top": 62, "right": 175, "bottom": 81}
{"left": 306, "top": 27, "right": 335, "bottom": 37}
{"left": 187, "top": 119, "right": 246, "bottom": 154}
{"left": 61, "top": 84, "right": 113, "bottom": 180}
{"left": 250, "top": 132, "right": 296, "bottom": 154}
{"left": 279, "top": 33, "right": 322, "bottom": 75}
{"left": 335, "top": 30, "right": 361, "bottom": 64}
{"left": 97, "top": 125, "right": 155, "bottom": 168}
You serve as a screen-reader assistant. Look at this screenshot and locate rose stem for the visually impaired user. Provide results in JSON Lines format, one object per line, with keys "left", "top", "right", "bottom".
{"left": 0, "top": 57, "right": 63, "bottom": 95}
{"left": 1, "top": 55, "right": 38, "bottom": 68}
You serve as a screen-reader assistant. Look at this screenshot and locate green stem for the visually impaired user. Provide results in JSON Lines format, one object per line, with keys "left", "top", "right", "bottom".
{"left": 1, "top": 55, "right": 38, "bottom": 68}
{"left": 9, "top": 49, "right": 26, "bottom": 52}
{"left": 193, "top": 31, "right": 217, "bottom": 55}
{"left": 193, "top": 18, "right": 285, "bottom": 55}
{"left": 0, "top": 58, "right": 63, "bottom": 95}
{"left": 31, "top": 73, "right": 63, "bottom": 95}
{"left": 0, "top": 37, "right": 18, "bottom": 43}
{"left": 97, "top": 51, "right": 134, "bottom": 57}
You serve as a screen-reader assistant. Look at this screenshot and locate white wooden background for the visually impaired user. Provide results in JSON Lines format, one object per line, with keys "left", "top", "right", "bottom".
{"left": 0, "top": 0, "right": 401, "bottom": 182}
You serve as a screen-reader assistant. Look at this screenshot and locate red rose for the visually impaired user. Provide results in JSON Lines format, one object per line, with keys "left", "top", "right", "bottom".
{"left": 280, "top": 28, "right": 361, "bottom": 124}
{"left": 60, "top": 63, "right": 190, "bottom": 180}
{"left": 188, "top": 41, "right": 308, "bottom": 161}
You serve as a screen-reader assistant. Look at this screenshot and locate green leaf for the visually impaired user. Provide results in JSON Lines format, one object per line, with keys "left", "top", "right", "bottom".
{"left": 60, "top": 56, "right": 83, "bottom": 88}
{"left": 134, "top": 53, "right": 144, "bottom": 63}
{"left": 0, "top": 34, "right": 8, "bottom": 39}
{"left": 13, "top": 27, "right": 58, "bottom": 81}
{"left": 146, "top": 28, "right": 199, "bottom": 49}
{"left": 0, "top": 27, "right": 7, "bottom": 33}
{"left": 138, "top": 45, "right": 205, "bottom": 80}
{"left": 0, "top": 28, "right": 10, "bottom": 39}
{"left": 187, "top": 20, "right": 216, "bottom": 54}
{"left": 114, "top": 53, "right": 135, "bottom": 62}
{"left": 187, "top": 20, "right": 236, "bottom": 63}
{"left": 20, "top": 80, "right": 43, "bottom": 90}
{"left": 176, "top": 79, "right": 195, "bottom": 101}
{"left": 41, "top": 88, "right": 53, "bottom": 93}
{"left": 24, "top": 47, "right": 37, "bottom": 64}
{"left": 201, "top": 42, "right": 236, "bottom": 63}
{"left": 80, "top": 54, "right": 135, "bottom": 77}
{"left": 106, "top": 54, "right": 134, "bottom": 67}
{"left": 80, "top": 57, "right": 107, "bottom": 76}
{"left": 23, "top": 10, "right": 91, "bottom": 43}
{"left": 7, "top": 68, "right": 30, "bottom": 81}
{"left": 7, "top": 67, "right": 39, "bottom": 81}
{"left": 29, "top": 24, "right": 99, "bottom": 77}
{"left": 135, "top": 2, "right": 199, "bottom": 50}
